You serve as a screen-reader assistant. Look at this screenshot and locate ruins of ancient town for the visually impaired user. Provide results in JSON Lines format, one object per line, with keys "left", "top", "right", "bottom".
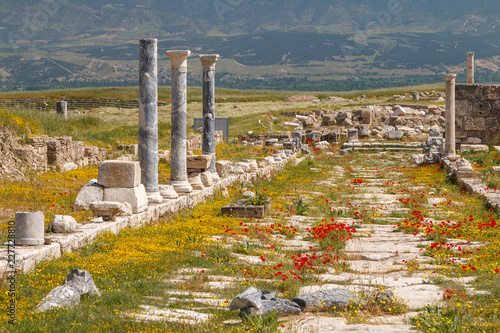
{"left": 1, "top": 15, "right": 500, "bottom": 332}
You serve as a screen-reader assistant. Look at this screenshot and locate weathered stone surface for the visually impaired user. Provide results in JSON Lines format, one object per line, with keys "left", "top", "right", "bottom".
{"left": 240, "top": 299, "right": 302, "bottom": 317}
{"left": 74, "top": 181, "right": 104, "bottom": 210}
{"left": 186, "top": 155, "right": 212, "bottom": 170}
{"left": 230, "top": 287, "right": 301, "bottom": 317}
{"left": 15, "top": 211, "right": 45, "bottom": 246}
{"left": 199, "top": 171, "right": 213, "bottom": 187}
{"left": 347, "top": 129, "right": 359, "bottom": 143}
{"left": 358, "top": 125, "right": 371, "bottom": 137}
{"left": 460, "top": 144, "right": 488, "bottom": 152}
{"left": 56, "top": 101, "right": 68, "bottom": 119}
{"left": 103, "top": 184, "right": 148, "bottom": 214}
{"left": 36, "top": 286, "right": 80, "bottom": 312}
{"left": 63, "top": 268, "right": 101, "bottom": 296}
{"left": 63, "top": 162, "right": 78, "bottom": 172}
{"left": 230, "top": 287, "right": 264, "bottom": 310}
{"left": 97, "top": 161, "right": 141, "bottom": 188}
{"left": 36, "top": 269, "right": 100, "bottom": 312}
{"left": 387, "top": 130, "right": 403, "bottom": 140}
{"left": 50, "top": 215, "right": 78, "bottom": 233}
{"left": 188, "top": 173, "right": 205, "bottom": 190}
{"left": 429, "top": 128, "right": 441, "bottom": 137}
{"left": 89, "top": 201, "right": 131, "bottom": 220}
{"left": 159, "top": 185, "right": 179, "bottom": 199}
{"left": 216, "top": 160, "right": 231, "bottom": 178}
{"left": 292, "top": 288, "right": 366, "bottom": 312}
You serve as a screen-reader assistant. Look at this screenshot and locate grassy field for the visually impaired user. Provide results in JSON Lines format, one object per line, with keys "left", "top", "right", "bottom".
{"left": 0, "top": 83, "right": 445, "bottom": 103}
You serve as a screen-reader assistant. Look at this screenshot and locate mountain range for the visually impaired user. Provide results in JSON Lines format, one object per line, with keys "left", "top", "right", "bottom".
{"left": 0, "top": 0, "right": 499, "bottom": 91}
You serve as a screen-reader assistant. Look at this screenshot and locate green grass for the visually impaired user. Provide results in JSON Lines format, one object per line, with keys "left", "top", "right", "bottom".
{"left": 0, "top": 83, "right": 445, "bottom": 103}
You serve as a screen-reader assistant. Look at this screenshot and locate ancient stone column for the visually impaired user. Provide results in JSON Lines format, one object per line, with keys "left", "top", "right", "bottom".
{"left": 15, "top": 211, "right": 45, "bottom": 245}
{"left": 467, "top": 52, "right": 475, "bottom": 84}
{"left": 200, "top": 54, "right": 220, "bottom": 182}
{"left": 139, "top": 38, "right": 162, "bottom": 203}
{"left": 444, "top": 74, "right": 457, "bottom": 157}
{"left": 56, "top": 101, "right": 67, "bottom": 119}
{"left": 167, "top": 50, "right": 193, "bottom": 193}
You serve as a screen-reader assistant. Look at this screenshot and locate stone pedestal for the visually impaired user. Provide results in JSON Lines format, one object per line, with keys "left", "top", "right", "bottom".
{"left": 444, "top": 74, "right": 457, "bottom": 157}
{"left": 97, "top": 161, "right": 141, "bottom": 188}
{"left": 347, "top": 129, "right": 359, "bottom": 143}
{"left": 200, "top": 54, "right": 220, "bottom": 182}
{"left": 56, "top": 101, "right": 67, "bottom": 119}
{"left": 167, "top": 50, "right": 193, "bottom": 193}
{"left": 467, "top": 52, "right": 475, "bottom": 84}
{"left": 139, "top": 38, "right": 160, "bottom": 200}
{"left": 15, "top": 212, "right": 45, "bottom": 245}
{"left": 103, "top": 184, "right": 148, "bottom": 214}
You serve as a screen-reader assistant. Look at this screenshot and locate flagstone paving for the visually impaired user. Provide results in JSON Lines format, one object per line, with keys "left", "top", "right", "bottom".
{"left": 128, "top": 151, "right": 480, "bottom": 332}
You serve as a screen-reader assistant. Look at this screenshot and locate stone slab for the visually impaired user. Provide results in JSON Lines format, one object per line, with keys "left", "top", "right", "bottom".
{"left": 186, "top": 155, "right": 212, "bottom": 170}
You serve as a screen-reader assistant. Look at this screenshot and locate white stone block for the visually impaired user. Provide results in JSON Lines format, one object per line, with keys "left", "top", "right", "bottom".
{"left": 98, "top": 161, "right": 141, "bottom": 188}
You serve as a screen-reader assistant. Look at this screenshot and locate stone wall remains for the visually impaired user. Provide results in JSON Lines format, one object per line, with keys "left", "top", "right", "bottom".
{"left": 455, "top": 84, "right": 500, "bottom": 145}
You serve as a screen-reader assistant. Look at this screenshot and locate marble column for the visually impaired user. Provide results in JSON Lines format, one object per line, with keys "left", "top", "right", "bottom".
{"left": 444, "top": 74, "right": 457, "bottom": 157}
{"left": 167, "top": 50, "right": 193, "bottom": 193}
{"left": 200, "top": 54, "right": 220, "bottom": 182}
{"left": 139, "top": 38, "right": 162, "bottom": 203}
{"left": 467, "top": 52, "right": 475, "bottom": 84}
{"left": 56, "top": 101, "right": 67, "bottom": 119}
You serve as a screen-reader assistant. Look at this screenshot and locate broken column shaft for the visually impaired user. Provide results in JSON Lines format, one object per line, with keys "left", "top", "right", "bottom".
{"left": 467, "top": 52, "right": 475, "bottom": 84}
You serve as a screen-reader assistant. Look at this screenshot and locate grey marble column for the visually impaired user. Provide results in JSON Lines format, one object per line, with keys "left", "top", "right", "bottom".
{"left": 139, "top": 38, "right": 162, "bottom": 203}
{"left": 444, "top": 74, "right": 457, "bottom": 157}
{"left": 167, "top": 50, "right": 193, "bottom": 193}
{"left": 200, "top": 54, "right": 220, "bottom": 182}
{"left": 467, "top": 52, "right": 475, "bottom": 84}
{"left": 56, "top": 101, "right": 67, "bottom": 119}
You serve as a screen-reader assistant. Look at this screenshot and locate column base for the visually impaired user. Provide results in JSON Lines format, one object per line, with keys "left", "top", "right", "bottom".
{"left": 147, "top": 192, "right": 164, "bottom": 204}
{"left": 444, "top": 154, "right": 460, "bottom": 161}
{"left": 170, "top": 180, "right": 193, "bottom": 193}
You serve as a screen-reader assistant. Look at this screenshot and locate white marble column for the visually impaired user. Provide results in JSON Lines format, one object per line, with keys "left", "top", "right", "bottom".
{"left": 444, "top": 74, "right": 457, "bottom": 157}
{"left": 139, "top": 38, "right": 162, "bottom": 203}
{"left": 167, "top": 50, "right": 193, "bottom": 193}
{"left": 467, "top": 52, "right": 475, "bottom": 84}
{"left": 199, "top": 54, "right": 220, "bottom": 182}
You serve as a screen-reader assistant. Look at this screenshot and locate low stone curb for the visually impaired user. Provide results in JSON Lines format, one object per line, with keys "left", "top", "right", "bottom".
{"left": 441, "top": 157, "right": 500, "bottom": 211}
{"left": 0, "top": 154, "right": 299, "bottom": 276}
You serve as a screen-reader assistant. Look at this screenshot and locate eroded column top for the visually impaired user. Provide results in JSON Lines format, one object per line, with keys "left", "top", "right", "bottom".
{"left": 444, "top": 74, "right": 457, "bottom": 82}
{"left": 199, "top": 54, "right": 220, "bottom": 68}
{"left": 167, "top": 50, "right": 191, "bottom": 68}
{"left": 140, "top": 38, "right": 157, "bottom": 44}
{"left": 467, "top": 52, "right": 475, "bottom": 57}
